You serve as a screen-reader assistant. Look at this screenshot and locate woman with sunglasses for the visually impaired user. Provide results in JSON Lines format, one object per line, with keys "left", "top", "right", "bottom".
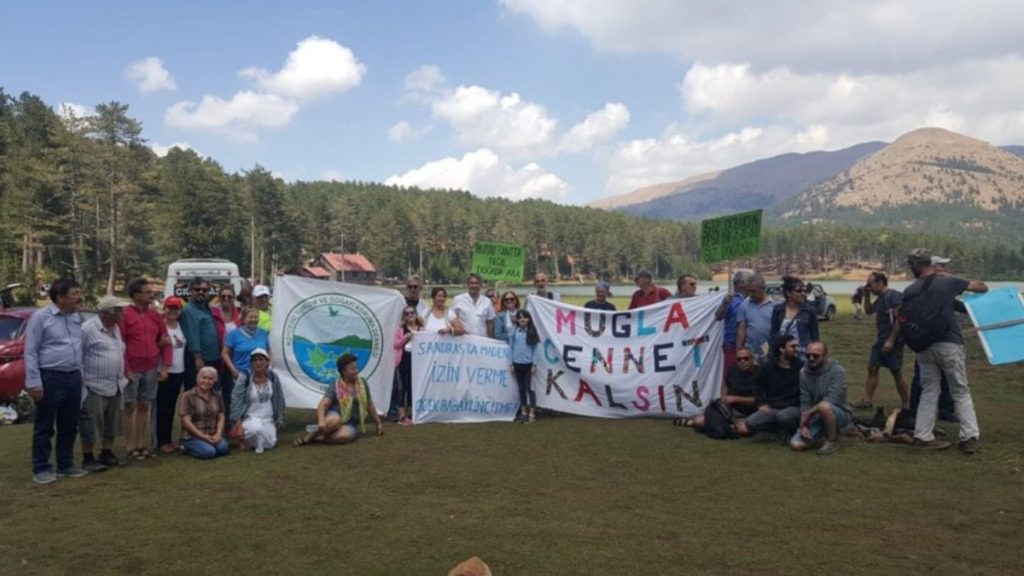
{"left": 770, "top": 275, "right": 820, "bottom": 361}
{"left": 392, "top": 305, "right": 424, "bottom": 425}
{"left": 493, "top": 291, "right": 520, "bottom": 342}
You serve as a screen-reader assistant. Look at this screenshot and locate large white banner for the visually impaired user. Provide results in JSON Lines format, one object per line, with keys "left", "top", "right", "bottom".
{"left": 271, "top": 276, "right": 405, "bottom": 411}
{"left": 527, "top": 294, "right": 724, "bottom": 419}
{"left": 411, "top": 332, "right": 519, "bottom": 424}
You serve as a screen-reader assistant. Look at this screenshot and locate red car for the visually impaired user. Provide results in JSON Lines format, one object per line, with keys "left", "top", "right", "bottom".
{"left": 0, "top": 307, "right": 96, "bottom": 401}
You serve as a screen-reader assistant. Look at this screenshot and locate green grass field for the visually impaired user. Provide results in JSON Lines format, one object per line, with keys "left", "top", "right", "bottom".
{"left": 1, "top": 298, "right": 1021, "bottom": 575}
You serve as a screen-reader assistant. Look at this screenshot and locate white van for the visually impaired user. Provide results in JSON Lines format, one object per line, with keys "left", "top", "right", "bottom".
{"left": 164, "top": 258, "right": 243, "bottom": 301}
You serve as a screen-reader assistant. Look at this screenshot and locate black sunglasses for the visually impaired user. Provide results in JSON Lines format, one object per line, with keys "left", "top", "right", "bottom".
{"left": 807, "top": 353, "right": 823, "bottom": 359}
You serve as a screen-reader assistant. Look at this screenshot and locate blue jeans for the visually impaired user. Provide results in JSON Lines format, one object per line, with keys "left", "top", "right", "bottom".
{"left": 182, "top": 437, "right": 229, "bottom": 459}
{"left": 32, "top": 370, "right": 83, "bottom": 474}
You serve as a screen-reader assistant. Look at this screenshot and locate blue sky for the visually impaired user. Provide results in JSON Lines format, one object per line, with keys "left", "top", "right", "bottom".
{"left": 3, "top": 1, "right": 1023, "bottom": 205}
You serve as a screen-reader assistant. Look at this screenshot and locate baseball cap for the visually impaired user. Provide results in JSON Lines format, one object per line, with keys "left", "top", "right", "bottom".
{"left": 253, "top": 285, "right": 271, "bottom": 298}
{"left": 97, "top": 295, "right": 128, "bottom": 311}
{"left": 163, "top": 296, "right": 183, "bottom": 309}
{"left": 931, "top": 255, "right": 951, "bottom": 265}
{"left": 249, "top": 347, "right": 270, "bottom": 359}
{"left": 907, "top": 248, "right": 931, "bottom": 265}
{"left": 595, "top": 280, "right": 612, "bottom": 296}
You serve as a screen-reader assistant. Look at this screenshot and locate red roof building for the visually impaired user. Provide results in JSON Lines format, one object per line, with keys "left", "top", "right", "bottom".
{"left": 311, "top": 252, "right": 377, "bottom": 283}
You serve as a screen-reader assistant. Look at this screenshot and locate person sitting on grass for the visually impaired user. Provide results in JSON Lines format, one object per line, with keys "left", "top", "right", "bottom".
{"left": 229, "top": 348, "right": 284, "bottom": 453}
{"left": 294, "top": 353, "right": 384, "bottom": 446}
{"left": 789, "top": 341, "right": 853, "bottom": 456}
{"left": 734, "top": 335, "right": 802, "bottom": 438}
{"left": 177, "top": 366, "right": 229, "bottom": 460}
{"left": 674, "top": 347, "right": 759, "bottom": 429}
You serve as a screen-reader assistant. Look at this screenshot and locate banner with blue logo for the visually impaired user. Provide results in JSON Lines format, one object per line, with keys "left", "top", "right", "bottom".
{"left": 271, "top": 275, "right": 405, "bottom": 411}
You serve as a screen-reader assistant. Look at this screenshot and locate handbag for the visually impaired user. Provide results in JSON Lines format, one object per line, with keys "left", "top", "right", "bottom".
{"left": 228, "top": 419, "right": 244, "bottom": 440}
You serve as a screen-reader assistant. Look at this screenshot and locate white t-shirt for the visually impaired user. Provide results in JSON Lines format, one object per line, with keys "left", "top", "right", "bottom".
{"left": 423, "top": 309, "right": 454, "bottom": 333}
{"left": 451, "top": 292, "right": 496, "bottom": 337}
{"left": 167, "top": 323, "right": 186, "bottom": 374}
{"left": 246, "top": 379, "right": 274, "bottom": 421}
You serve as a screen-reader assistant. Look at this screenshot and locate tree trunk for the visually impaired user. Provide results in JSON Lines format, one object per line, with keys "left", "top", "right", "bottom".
{"left": 106, "top": 186, "right": 117, "bottom": 295}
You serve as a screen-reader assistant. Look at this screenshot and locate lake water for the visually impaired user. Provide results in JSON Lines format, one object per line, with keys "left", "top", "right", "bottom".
{"left": 529, "top": 279, "right": 1022, "bottom": 298}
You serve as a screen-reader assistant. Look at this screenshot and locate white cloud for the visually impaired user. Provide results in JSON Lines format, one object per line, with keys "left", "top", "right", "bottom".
{"left": 405, "top": 65, "right": 446, "bottom": 96}
{"left": 502, "top": 0, "right": 1024, "bottom": 73}
{"left": 388, "top": 120, "right": 432, "bottom": 142}
{"left": 431, "top": 85, "right": 558, "bottom": 157}
{"left": 385, "top": 148, "right": 569, "bottom": 200}
{"left": 322, "top": 169, "right": 345, "bottom": 182}
{"left": 165, "top": 91, "right": 299, "bottom": 141}
{"left": 558, "top": 102, "right": 630, "bottom": 153}
{"left": 239, "top": 35, "right": 365, "bottom": 101}
{"left": 150, "top": 141, "right": 200, "bottom": 157}
{"left": 58, "top": 101, "right": 91, "bottom": 119}
{"left": 125, "top": 57, "right": 177, "bottom": 93}
{"left": 679, "top": 58, "right": 1024, "bottom": 143}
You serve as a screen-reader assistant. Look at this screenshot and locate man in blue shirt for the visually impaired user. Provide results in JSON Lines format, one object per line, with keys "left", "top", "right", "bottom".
{"left": 181, "top": 277, "right": 222, "bottom": 389}
{"left": 737, "top": 274, "right": 775, "bottom": 364}
{"left": 24, "top": 278, "right": 86, "bottom": 484}
{"left": 715, "top": 269, "right": 751, "bottom": 377}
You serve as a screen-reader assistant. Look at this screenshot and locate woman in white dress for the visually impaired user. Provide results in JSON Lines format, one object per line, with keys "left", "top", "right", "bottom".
{"left": 229, "top": 348, "right": 284, "bottom": 453}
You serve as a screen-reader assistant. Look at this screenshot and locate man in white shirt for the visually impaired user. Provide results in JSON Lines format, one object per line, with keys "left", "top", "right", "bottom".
{"left": 451, "top": 273, "right": 496, "bottom": 338}
{"left": 79, "top": 295, "right": 130, "bottom": 471}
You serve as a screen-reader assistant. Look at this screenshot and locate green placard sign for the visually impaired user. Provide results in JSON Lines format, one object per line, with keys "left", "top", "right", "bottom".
{"left": 472, "top": 241, "right": 526, "bottom": 282}
{"left": 700, "top": 209, "right": 763, "bottom": 263}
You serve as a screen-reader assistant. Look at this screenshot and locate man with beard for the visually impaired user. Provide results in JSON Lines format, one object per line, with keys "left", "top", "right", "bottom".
{"left": 735, "top": 335, "right": 802, "bottom": 438}
{"left": 888, "top": 249, "right": 987, "bottom": 453}
{"left": 790, "top": 341, "right": 852, "bottom": 456}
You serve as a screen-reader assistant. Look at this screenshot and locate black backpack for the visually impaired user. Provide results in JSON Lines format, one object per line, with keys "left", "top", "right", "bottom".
{"left": 702, "top": 399, "right": 738, "bottom": 439}
{"left": 898, "top": 274, "right": 949, "bottom": 352}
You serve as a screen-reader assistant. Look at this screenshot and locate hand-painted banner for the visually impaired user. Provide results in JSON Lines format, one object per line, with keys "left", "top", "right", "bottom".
{"left": 411, "top": 332, "right": 519, "bottom": 424}
{"left": 271, "top": 275, "right": 405, "bottom": 411}
{"left": 700, "top": 209, "right": 762, "bottom": 263}
{"left": 471, "top": 241, "right": 526, "bottom": 283}
{"left": 527, "top": 294, "right": 724, "bottom": 419}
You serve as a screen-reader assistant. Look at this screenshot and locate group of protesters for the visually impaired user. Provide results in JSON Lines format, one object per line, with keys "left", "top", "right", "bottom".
{"left": 669, "top": 250, "right": 986, "bottom": 456}
{"left": 23, "top": 247, "right": 988, "bottom": 483}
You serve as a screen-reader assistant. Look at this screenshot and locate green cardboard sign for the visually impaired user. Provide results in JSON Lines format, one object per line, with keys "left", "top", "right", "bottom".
{"left": 471, "top": 242, "right": 526, "bottom": 282}
{"left": 700, "top": 209, "right": 763, "bottom": 263}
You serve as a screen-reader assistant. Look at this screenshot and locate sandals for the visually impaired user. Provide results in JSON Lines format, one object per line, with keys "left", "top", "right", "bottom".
{"left": 672, "top": 417, "right": 696, "bottom": 427}
{"left": 854, "top": 399, "right": 874, "bottom": 410}
{"left": 127, "top": 449, "right": 148, "bottom": 461}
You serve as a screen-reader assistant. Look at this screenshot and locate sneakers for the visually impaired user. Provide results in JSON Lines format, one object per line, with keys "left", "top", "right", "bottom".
{"left": 912, "top": 438, "right": 953, "bottom": 450}
{"left": 958, "top": 437, "right": 979, "bottom": 455}
{"left": 56, "top": 466, "right": 88, "bottom": 478}
{"left": 32, "top": 470, "right": 57, "bottom": 485}
{"left": 82, "top": 459, "right": 109, "bottom": 473}
{"left": 816, "top": 440, "right": 840, "bottom": 456}
{"left": 527, "top": 412, "right": 536, "bottom": 423}
{"left": 99, "top": 451, "right": 120, "bottom": 467}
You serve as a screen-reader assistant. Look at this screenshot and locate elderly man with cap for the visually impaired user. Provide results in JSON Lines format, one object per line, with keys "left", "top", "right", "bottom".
{"left": 584, "top": 281, "right": 616, "bottom": 311}
{"left": 252, "top": 284, "right": 272, "bottom": 331}
{"left": 887, "top": 249, "right": 987, "bottom": 453}
{"left": 628, "top": 269, "right": 671, "bottom": 309}
{"left": 79, "top": 295, "right": 130, "bottom": 471}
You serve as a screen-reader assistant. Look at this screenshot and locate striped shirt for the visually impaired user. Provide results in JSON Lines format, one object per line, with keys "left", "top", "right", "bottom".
{"left": 81, "top": 317, "right": 127, "bottom": 397}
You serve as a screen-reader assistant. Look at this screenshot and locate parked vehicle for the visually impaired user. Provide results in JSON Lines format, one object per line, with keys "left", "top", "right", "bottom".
{"left": 164, "top": 258, "right": 243, "bottom": 301}
{"left": 0, "top": 308, "right": 96, "bottom": 401}
{"left": 766, "top": 282, "right": 837, "bottom": 321}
